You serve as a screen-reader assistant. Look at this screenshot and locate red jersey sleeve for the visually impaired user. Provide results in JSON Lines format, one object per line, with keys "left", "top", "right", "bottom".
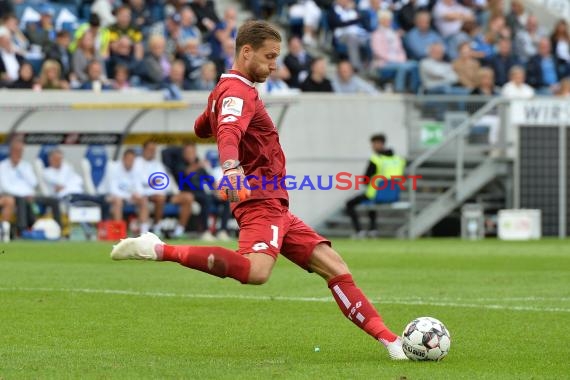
{"left": 216, "top": 88, "right": 256, "bottom": 163}
{"left": 194, "top": 95, "right": 213, "bottom": 138}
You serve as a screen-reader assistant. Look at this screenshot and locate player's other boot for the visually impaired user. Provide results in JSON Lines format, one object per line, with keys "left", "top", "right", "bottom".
{"left": 381, "top": 337, "right": 408, "bottom": 360}
{"left": 110, "top": 232, "right": 163, "bottom": 261}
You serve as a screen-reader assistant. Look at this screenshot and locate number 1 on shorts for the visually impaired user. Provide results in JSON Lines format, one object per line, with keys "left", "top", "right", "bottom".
{"left": 270, "top": 225, "right": 279, "bottom": 248}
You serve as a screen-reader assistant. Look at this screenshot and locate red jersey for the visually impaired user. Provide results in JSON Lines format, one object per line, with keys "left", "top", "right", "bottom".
{"left": 194, "top": 70, "right": 288, "bottom": 207}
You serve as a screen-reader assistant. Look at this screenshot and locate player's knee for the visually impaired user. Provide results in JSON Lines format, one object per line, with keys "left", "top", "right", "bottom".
{"left": 247, "top": 269, "right": 271, "bottom": 285}
{"left": 309, "top": 243, "right": 351, "bottom": 281}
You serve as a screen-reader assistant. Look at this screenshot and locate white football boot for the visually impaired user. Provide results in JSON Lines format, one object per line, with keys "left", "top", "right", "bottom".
{"left": 110, "top": 232, "right": 163, "bottom": 261}
{"left": 381, "top": 337, "right": 409, "bottom": 360}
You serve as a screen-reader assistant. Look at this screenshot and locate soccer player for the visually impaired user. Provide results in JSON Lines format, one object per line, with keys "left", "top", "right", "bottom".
{"left": 110, "top": 20, "right": 407, "bottom": 360}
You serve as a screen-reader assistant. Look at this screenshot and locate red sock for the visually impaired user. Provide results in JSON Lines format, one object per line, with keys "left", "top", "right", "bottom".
{"left": 159, "top": 244, "right": 251, "bottom": 284}
{"left": 328, "top": 274, "right": 398, "bottom": 344}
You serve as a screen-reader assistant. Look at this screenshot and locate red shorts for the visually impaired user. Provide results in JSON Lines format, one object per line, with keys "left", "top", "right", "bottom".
{"left": 233, "top": 199, "right": 331, "bottom": 270}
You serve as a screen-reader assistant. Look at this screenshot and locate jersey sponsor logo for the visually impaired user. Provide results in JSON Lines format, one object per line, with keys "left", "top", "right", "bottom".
{"left": 252, "top": 242, "right": 269, "bottom": 251}
{"left": 221, "top": 97, "right": 244, "bottom": 116}
{"left": 221, "top": 115, "right": 238, "bottom": 123}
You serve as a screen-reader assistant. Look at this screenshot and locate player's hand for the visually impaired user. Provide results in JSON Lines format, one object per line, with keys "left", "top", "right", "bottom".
{"left": 219, "top": 160, "right": 251, "bottom": 202}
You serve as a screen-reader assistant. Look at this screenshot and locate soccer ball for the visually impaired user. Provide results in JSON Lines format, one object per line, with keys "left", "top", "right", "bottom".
{"left": 402, "top": 317, "right": 451, "bottom": 361}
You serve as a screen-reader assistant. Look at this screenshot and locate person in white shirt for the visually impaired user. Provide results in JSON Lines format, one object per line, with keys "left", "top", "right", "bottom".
{"left": 501, "top": 66, "right": 535, "bottom": 99}
{"left": 135, "top": 141, "right": 193, "bottom": 237}
{"left": 432, "top": 0, "right": 474, "bottom": 39}
{"left": 0, "top": 139, "right": 61, "bottom": 234}
{"left": 43, "top": 149, "right": 85, "bottom": 198}
{"left": 105, "top": 149, "right": 150, "bottom": 233}
{"left": 0, "top": 195, "right": 15, "bottom": 242}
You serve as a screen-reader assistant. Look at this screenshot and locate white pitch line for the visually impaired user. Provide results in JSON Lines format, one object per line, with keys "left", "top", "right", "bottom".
{"left": 1, "top": 287, "right": 570, "bottom": 313}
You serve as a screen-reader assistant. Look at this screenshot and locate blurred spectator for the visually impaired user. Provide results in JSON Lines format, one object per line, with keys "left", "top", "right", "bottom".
{"left": 328, "top": 0, "right": 369, "bottom": 72}
{"left": 210, "top": 7, "right": 237, "bottom": 64}
{"left": 43, "top": 149, "right": 84, "bottom": 198}
{"left": 39, "top": 59, "right": 70, "bottom": 90}
{"left": 178, "top": 38, "right": 207, "bottom": 83}
{"left": 288, "top": 0, "right": 322, "bottom": 46}
{"left": 446, "top": 19, "right": 478, "bottom": 61}
{"left": 190, "top": 0, "right": 220, "bottom": 34}
{"left": 555, "top": 77, "right": 570, "bottom": 97}
{"left": 404, "top": 11, "right": 444, "bottom": 61}
{"left": 360, "top": 0, "right": 382, "bottom": 32}
{"left": 80, "top": 60, "right": 112, "bottom": 91}
{"left": 164, "top": 59, "right": 192, "bottom": 90}
{"left": 73, "top": 31, "right": 107, "bottom": 84}
{"left": 283, "top": 36, "right": 313, "bottom": 89}
{"left": 432, "top": 0, "right": 474, "bottom": 40}
{"left": 452, "top": 41, "right": 480, "bottom": 90}
{"left": 179, "top": 6, "right": 202, "bottom": 42}
{"left": 258, "top": 63, "right": 293, "bottom": 95}
{"left": 217, "top": 38, "right": 235, "bottom": 74}
{"left": 332, "top": 60, "right": 378, "bottom": 94}
{"left": 8, "top": 62, "right": 35, "bottom": 89}
{"left": 91, "top": 0, "right": 119, "bottom": 27}
{"left": 25, "top": 4, "right": 56, "bottom": 52}
{"left": 143, "top": 34, "right": 171, "bottom": 87}
{"left": 70, "top": 14, "right": 111, "bottom": 59}
{"left": 486, "top": 38, "right": 519, "bottom": 86}
{"left": 128, "top": 0, "right": 152, "bottom": 31}
{"left": 300, "top": 56, "right": 333, "bottom": 92}
{"left": 420, "top": 42, "right": 467, "bottom": 94}
{"left": 486, "top": 14, "right": 510, "bottom": 41}
{"left": 135, "top": 141, "right": 193, "bottom": 238}
{"left": 501, "top": 65, "right": 534, "bottom": 98}
{"left": 505, "top": 0, "right": 528, "bottom": 35}
{"left": 372, "top": 10, "right": 418, "bottom": 93}
{"left": 174, "top": 142, "right": 215, "bottom": 240}
{"left": 397, "top": 0, "right": 431, "bottom": 33}
{"left": 106, "top": 36, "right": 141, "bottom": 82}
{"left": 45, "top": 31, "right": 74, "bottom": 80}
{"left": 0, "top": 0, "right": 13, "bottom": 19}
{"left": 149, "top": 13, "right": 182, "bottom": 57}
{"left": 471, "top": 30, "right": 496, "bottom": 61}
{"left": 470, "top": 67, "right": 499, "bottom": 95}
{"left": 105, "top": 149, "right": 150, "bottom": 234}
{"left": 0, "top": 139, "right": 61, "bottom": 233}
{"left": 0, "top": 195, "right": 14, "bottom": 242}
{"left": 191, "top": 60, "right": 217, "bottom": 91}
{"left": 2, "top": 14, "right": 29, "bottom": 56}
{"left": 550, "top": 20, "right": 570, "bottom": 78}
{"left": 108, "top": 6, "right": 144, "bottom": 60}
{"left": 111, "top": 64, "right": 131, "bottom": 90}
{"left": 526, "top": 38, "right": 558, "bottom": 95}
{"left": 0, "top": 26, "right": 25, "bottom": 86}
{"left": 513, "top": 15, "right": 547, "bottom": 64}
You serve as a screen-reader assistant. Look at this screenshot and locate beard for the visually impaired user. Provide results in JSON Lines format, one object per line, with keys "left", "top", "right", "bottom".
{"left": 250, "top": 62, "right": 271, "bottom": 83}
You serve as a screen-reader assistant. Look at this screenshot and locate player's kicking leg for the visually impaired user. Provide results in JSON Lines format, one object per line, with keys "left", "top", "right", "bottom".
{"left": 306, "top": 243, "right": 407, "bottom": 360}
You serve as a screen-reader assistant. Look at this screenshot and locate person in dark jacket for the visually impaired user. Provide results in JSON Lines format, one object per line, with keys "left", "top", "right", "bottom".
{"left": 300, "top": 57, "right": 333, "bottom": 92}
{"left": 526, "top": 37, "right": 559, "bottom": 95}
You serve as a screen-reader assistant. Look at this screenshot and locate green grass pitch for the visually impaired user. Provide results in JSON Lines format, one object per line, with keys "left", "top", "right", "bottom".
{"left": 0, "top": 238, "right": 568, "bottom": 379}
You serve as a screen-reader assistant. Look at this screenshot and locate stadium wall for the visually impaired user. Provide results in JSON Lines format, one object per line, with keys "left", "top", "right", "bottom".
{"left": 0, "top": 91, "right": 407, "bottom": 226}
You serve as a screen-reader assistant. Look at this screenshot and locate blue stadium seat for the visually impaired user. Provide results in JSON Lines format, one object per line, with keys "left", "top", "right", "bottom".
{"left": 0, "top": 144, "right": 9, "bottom": 162}
{"left": 37, "top": 144, "right": 58, "bottom": 167}
{"left": 84, "top": 144, "right": 108, "bottom": 192}
{"left": 205, "top": 149, "right": 219, "bottom": 168}
{"left": 28, "top": 58, "right": 44, "bottom": 76}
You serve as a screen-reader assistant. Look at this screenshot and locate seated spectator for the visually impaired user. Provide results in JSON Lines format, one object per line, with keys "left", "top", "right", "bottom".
{"left": 0, "top": 26, "right": 25, "bottom": 86}
{"left": 501, "top": 65, "right": 535, "bottom": 98}
{"left": 471, "top": 67, "right": 499, "bottom": 95}
{"left": 39, "top": 60, "right": 70, "bottom": 90}
{"left": 258, "top": 62, "right": 293, "bottom": 95}
{"left": 128, "top": 0, "right": 152, "bottom": 31}
{"left": 178, "top": 38, "right": 207, "bottom": 83}
{"left": 432, "top": 0, "right": 474, "bottom": 40}
{"left": 179, "top": 6, "right": 202, "bottom": 42}
{"left": 332, "top": 60, "right": 378, "bottom": 94}
{"left": 513, "top": 15, "right": 547, "bottom": 64}
{"left": 104, "top": 149, "right": 150, "bottom": 233}
{"left": 8, "top": 62, "right": 35, "bottom": 89}
{"left": 0, "top": 139, "right": 61, "bottom": 234}
{"left": 164, "top": 59, "right": 192, "bottom": 90}
{"left": 135, "top": 141, "right": 193, "bottom": 238}
{"left": 452, "top": 42, "right": 480, "bottom": 90}
{"left": 2, "top": 14, "right": 29, "bottom": 56}
{"left": 550, "top": 19, "right": 570, "bottom": 78}
{"left": 25, "top": 4, "right": 56, "bottom": 52}
{"left": 555, "top": 77, "right": 570, "bottom": 97}
{"left": 149, "top": 13, "right": 182, "bottom": 58}
{"left": 106, "top": 36, "right": 141, "bottom": 83}
{"left": 191, "top": 60, "right": 218, "bottom": 91}
{"left": 0, "top": 0, "right": 13, "bottom": 21}
{"left": 328, "top": 0, "right": 369, "bottom": 72}
{"left": 446, "top": 19, "right": 479, "bottom": 61}
{"left": 73, "top": 31, "right": 107, "bottom": 84}
{"left": 190, "top": 0, "right": 220, "bottom": 34}
{"left": 174, "top": 142, "right": 215, "bottom": 241}
{"left": 70, "top": 14, "right": 111, "bottom": 59}
{"left": 111, "top": 64, "right": 131, "bottom": 90}
{"left": 487, "top": 14, "right": 511, "bottom": 42}
{"left": 143, "top": 34, "right": 171, "bottom": 88}
{"left": 404, "top": 11, "right": 444, "bottom": 61}
{"left": 108, "top": 5, "right": 144, "bottom": 60}
{"left": 471, "top": 30, "right": 497, "bottom": 62}
{"left": 80, "top": 60, "right": 112, "bottom": 91}
{"left": 45, "top": 31, "right": 74, "bottom": 81}
{"left": 526, "top": 38, "right": 559, "bottom": 95}
{"left": 486, "top": 38, "right": 519, "bottom": 87}
{"left": 216, "top": 38, "right": 235, "bottom": 75}
{"left": 420, "top": 42, "right": 467, "bottom": 94}
{"left": 283, "top": 36, "right": 313, "bottom": 89}
{"left": 288, "top": 0, "right": 322, "bottom": 46}
{"left": 210, "top": 7, "right": 237, "bottom": 65}
{"left": 505, "top": 0, "right": 528, "bottom": 35}
{"left": 300, "top": 56, "right": 334, "bottom": 92}
{"left": 43, "top": 149, "right": 85, "bottom": 198}
{"left": 91, "top": 0, "right": 117, "bottom": 27}
{"left": 371, "top": 10, "right": 418, "bottom": 93}
{"left": 359, "top": 0, "right": 382, "bottom": 32}
{"left": 0, "top": 194, "right": 15, "bottom": 242}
